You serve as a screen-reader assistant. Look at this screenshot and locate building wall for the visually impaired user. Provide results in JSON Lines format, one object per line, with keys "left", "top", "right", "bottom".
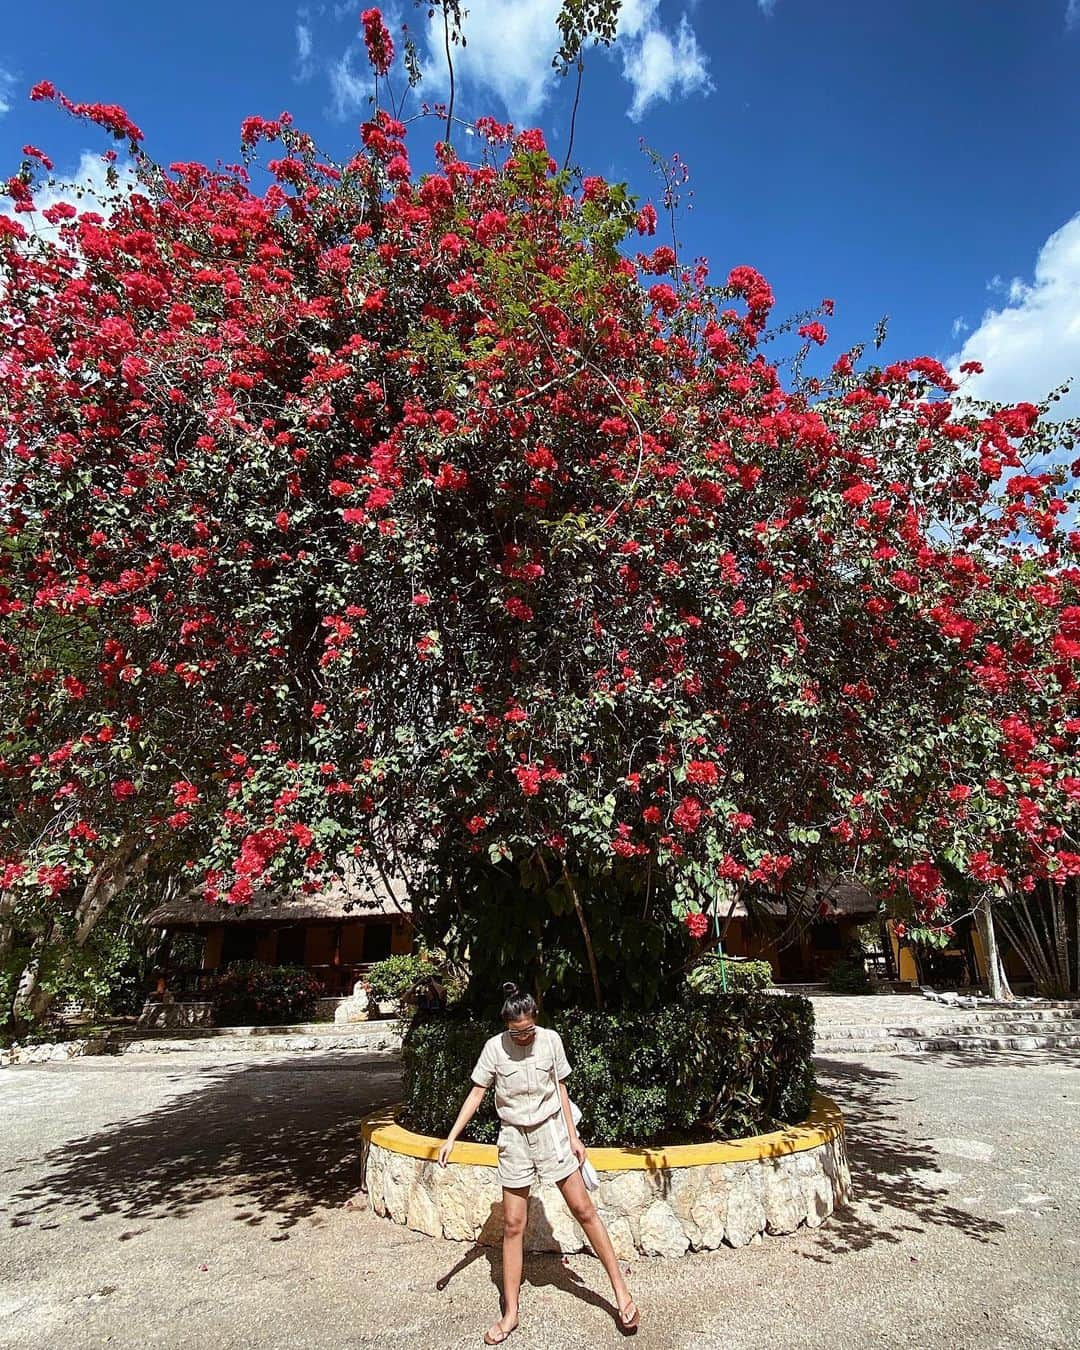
{"left": 202, "top": 928, "right": 223, "bottom": 970}
{"left": 188, "top": 917, "right": 414, "bottom": 977}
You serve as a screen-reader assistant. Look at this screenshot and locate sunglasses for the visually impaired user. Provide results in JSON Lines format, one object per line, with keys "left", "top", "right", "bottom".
{"left": 507, "top": 1024, "right": 537, "bottom": 1042}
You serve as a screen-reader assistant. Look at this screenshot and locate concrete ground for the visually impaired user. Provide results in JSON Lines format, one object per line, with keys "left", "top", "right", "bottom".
{"left": 1, "top": 1047, "right": 1078, "bottom": 1350}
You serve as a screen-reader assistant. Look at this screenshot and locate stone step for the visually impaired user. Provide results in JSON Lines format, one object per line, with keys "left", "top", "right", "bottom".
{"left": 816, "top": 1032, "right": 1080, "bottom": 1055}
{"left": 114, "top": 1018, "right": 397, "bottom": 1041}
{"left": 813, "top": 1007, "right": 1080, "bottom": 1027}
{"left": 817, "top": 1018, "right": 1080, "bottom": 1039}
{"left": 113, "top": 1026, "right": 403, "bottom": 1056}
{"left": 3, "top": 1019, "right": 404, "bottom": 1065}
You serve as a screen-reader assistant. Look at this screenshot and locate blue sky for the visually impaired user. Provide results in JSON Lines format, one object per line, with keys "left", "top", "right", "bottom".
{"left": 2, "top": 1, "right": 1079, "bottom": 413}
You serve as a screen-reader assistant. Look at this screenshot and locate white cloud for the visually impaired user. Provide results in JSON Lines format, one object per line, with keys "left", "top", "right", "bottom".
{"left": 1, "top": 151, "right": 138, "bottom": 243}
{"left": 951, "top": 316, "right": 969, "bottom": 339}
{"left": 422, "top": 0, "right": 562, "bottom": 120}
{"left": 1067, "top": 1, "right": 1080, "bottom": 31}
{"left": 328, "top": 46, "right": 372, "bottom": 119}
{"left": 620, "top": 12, "right": 713, "bottom": 120}
{"left": 419, "top": 0, "right": 711, "bottom": 122}
{"left": 757, "top": 0, "right": 779, "bottom": 14}
{"left": 0, "top": 66, "right": 15, "bottom": 118}
{"left": 296, "top": 21, "right": 315, "bottom": 79}
{"left": 948, "top": 213, "right": 1080, "bottom": 421}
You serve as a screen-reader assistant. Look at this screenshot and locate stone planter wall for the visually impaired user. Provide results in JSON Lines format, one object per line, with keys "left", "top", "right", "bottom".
{"left": 362, "top": 1094, "right": 850, "bottom": 1259}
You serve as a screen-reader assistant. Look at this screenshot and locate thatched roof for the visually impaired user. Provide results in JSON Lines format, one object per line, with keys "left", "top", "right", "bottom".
{"left": 725, "top": 876, "right": 879, "bottom": 921}
{"left": 146, "top": 867, "right": 411, "bottom": 928}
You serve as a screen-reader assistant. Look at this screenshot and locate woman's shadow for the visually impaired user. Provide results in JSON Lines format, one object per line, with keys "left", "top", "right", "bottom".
{"left": 434, "top": 1200, "right": 620, "bottom": 1324}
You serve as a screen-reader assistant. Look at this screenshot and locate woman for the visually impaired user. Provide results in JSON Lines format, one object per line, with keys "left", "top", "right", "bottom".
{"left": 438, "top": 983, "right": 640, "bottom": 1344}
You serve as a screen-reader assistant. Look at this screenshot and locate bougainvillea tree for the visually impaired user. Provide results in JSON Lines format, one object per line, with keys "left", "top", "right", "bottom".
{"left": 2, "top": 19, "right": 1079, "bottom": 1021}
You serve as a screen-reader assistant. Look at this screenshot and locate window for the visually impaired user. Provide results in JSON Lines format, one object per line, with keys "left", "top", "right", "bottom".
{"left": 220, "top": 927, "right": 258, "bottom": 965}
{"left": 276, "top": 926, "right": 307, "bottom": 967}
{"left": 362, "top": 922, "right": 393, "bottom": 963}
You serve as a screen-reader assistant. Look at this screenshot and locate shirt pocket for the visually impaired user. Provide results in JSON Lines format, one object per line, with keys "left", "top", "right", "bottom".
{"left": 500, "top": 1064, "right": 525, "bottom": 1091}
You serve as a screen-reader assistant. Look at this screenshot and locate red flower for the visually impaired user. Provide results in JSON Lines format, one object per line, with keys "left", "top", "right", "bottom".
{"left": 504, "top": 597, "right": 533, "bottom": 622}
{"left": 635, "top": 204, "right": 658, "bottom": 236}
{"left": 476, "top": 210, "right": 509, "bottom": 246}
{"left": 672, "top": 796, "right": 704, "bottom": 833}
{"left": 514, "top": 765, "right": 542, "bottom": 796}
{"left": 361, "top": 8, "right": 395, "bottom": 77}
{"left": 649, "top": 283, "right": 679, "bottom": 316}
{"left": 684, "top": 911, "right": 709, "bottom": 940}
{"left": 841, "top": 482, "right": 872, "bottom": 507}
{"left": 685, "top": 760, "right": 718, "bottom": 786}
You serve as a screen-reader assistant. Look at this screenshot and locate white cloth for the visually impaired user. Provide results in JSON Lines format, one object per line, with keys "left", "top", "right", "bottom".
{"left": 470, "top": 1029, "right": 572, "bottom": 1128}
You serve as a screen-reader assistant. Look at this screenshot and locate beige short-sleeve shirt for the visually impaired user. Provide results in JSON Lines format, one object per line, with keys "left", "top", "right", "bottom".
{"left": 471, "top": 1028, "right": 571, "bottom": 1128}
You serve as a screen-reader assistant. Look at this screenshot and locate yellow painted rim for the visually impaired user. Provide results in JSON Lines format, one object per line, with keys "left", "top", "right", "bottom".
{"left": 361, "top": 1092, "right": 843, "bottom": 1171}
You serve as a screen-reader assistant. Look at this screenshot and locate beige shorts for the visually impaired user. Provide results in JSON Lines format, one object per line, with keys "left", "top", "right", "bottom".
{"left": 497, "top": 1113, "right": 579, "bottom": 1190}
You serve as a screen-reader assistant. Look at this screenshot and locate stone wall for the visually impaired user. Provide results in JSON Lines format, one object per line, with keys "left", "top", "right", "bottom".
{"left": 362, "top": 1096, "right": 851, "bottom": 1259}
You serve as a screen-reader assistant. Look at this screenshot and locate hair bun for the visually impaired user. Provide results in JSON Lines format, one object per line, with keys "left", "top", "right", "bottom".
{"left": 501, "top": 981, "right": 519, "bottom": 997}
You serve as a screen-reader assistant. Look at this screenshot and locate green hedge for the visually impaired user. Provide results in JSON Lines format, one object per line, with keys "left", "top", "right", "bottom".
{"left": 400, "top": 991, "right": 815, "bottom": 1147}
{"left": 686, "top": 956, "right": 773, "bottom": 995}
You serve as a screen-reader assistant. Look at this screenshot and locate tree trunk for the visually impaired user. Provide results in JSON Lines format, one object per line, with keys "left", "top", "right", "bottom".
{"left": 12, "top": 839, "right": 153, "bottom": 1032}
{"left": 0, "top": 889, "right": 14, "bottom": 965}
{"left": 562, "top": 864, "right": 603, "bottom": 1011}
{"left": 73, "top": 839, "right": 150, "bottom": 947}
{"left": 1051, "top": 882, "right": 1071, "bottom": 996}
{"left": 9, "top": 933, "right": 48, "bottom": 1037}
{"left": 976, "top": 894, "right": 1011, "bottom": 1000}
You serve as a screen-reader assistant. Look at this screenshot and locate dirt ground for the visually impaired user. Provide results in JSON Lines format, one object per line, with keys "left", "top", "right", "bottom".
{"left": 1, "top": 1045, "right": 1078, "bottom": 1349}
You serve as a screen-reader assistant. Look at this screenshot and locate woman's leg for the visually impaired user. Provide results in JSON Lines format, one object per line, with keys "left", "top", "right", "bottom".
{"left": 490, "top": 1185, "right": 529, "bottom": 1340}
{"left": 556, "top": 1171, "right": 636, "bottom": 1321}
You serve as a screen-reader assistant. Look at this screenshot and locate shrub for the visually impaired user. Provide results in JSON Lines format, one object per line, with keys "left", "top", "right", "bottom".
{"left": 824, "top": 953, "right": 873, "bottom": 995}
{"left": 686, "top": 955, "right": 773, "bottom": 996}
{"left": 364, "top": 953, "right": 431, "bottom": 1008}
{"left": 401, "top": 991, "right": 815, "bottom": 1147}
{"left": 208, "top": 961, "right": 324, "bottom": 1026}
{"left": 364, "top": 950, "right": 467, "bottom": 1012}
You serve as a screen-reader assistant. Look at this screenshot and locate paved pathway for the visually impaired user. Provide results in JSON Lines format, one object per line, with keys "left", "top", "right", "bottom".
{"left": 1, "top": 1046, "right": 1078, "bottom": 1349}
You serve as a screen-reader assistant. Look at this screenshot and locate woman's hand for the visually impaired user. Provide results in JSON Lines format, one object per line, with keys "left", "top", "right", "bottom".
{"left": 570, "top": 1137, "right": 587, "bottom": 1168}
{"left": 437, "top": 1139, "right": 454, "bottom": 1168}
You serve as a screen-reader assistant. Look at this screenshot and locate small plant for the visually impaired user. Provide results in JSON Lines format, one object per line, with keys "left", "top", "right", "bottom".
{"left": 364, "top": 953, "right": 430, "bottom": 1008}
{"left": 824, "top": 952, "right": 873, "bottom": 995}
{"left": 686, "top": 955, "right": 773, "bottom": 996}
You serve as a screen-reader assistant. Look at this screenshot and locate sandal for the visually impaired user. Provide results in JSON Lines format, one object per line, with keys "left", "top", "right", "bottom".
{"left": 617, "top": 1296, "right": 640, "bottom": 1334}
{"left": 483, "top": 1320, "right": 518, "bottom": 1345}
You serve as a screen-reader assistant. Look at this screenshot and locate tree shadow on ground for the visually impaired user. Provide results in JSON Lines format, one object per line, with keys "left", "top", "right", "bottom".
{"left": 433, "top": 1203, "right": 625, "bottom": 1333}
{"left": 893, "top": 1047, "right": 1080, "bottom": 1071}
{"left": 2, "top": 1053, "right": 400, "bottom": 1234}
{"left": 807, "top": 1057, "right": 1006, "bottom": 1262}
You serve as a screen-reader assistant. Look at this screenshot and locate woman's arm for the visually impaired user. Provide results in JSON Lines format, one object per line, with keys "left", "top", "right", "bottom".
{"left": 437, "top": 1084, "right": 487, "bottom": 1166}
{"left": 558, "top": 1082, "right": 586, "bottom": 1165}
